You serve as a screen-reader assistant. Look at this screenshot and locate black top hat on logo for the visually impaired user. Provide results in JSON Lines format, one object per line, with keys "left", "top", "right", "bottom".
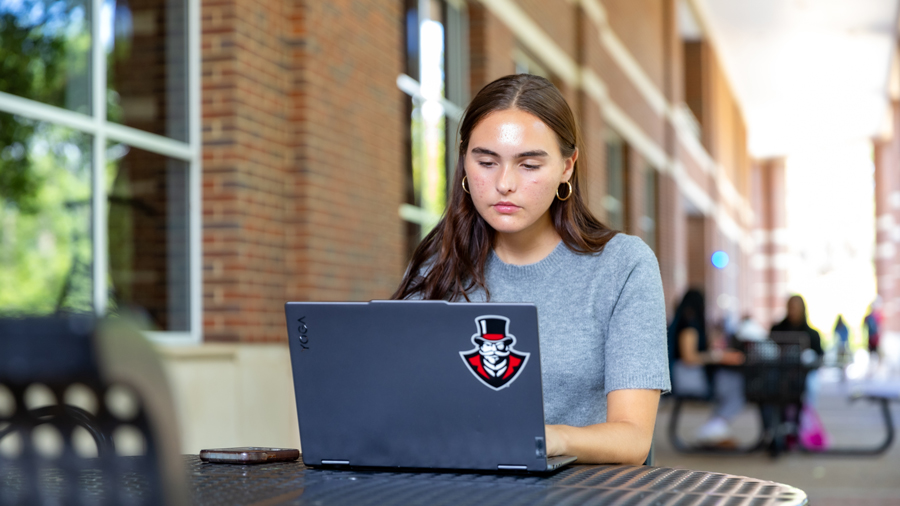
{"left": 474, "top": 316, "right": 512, "bottom": 342}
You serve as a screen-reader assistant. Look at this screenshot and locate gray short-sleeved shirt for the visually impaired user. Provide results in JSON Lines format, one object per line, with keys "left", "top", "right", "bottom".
{"left": 463, "top": 233, "right": 671, "bottom": 426}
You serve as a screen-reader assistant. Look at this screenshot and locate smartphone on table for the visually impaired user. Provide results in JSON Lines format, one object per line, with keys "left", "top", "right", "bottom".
{"left": 199, "top": 447, "right": 300, "bottom": 464}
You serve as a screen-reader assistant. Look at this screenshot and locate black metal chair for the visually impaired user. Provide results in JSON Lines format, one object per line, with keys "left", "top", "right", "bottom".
{"left": 742, "top": 332, "right": 812, "bottom": 457}
{"left": 0, "top": 315, "right": 188, "bottom": 505}
{"left": 667, "top": 333, "right": 811, "bottom": 456}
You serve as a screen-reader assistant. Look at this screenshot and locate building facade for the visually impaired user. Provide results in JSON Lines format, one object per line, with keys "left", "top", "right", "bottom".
{"left": 1, "top": 0, "right": 779, "bottom": 450}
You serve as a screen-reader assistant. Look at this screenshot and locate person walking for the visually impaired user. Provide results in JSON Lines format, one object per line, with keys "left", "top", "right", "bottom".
{"left": 864, "top": 299, "right": 882, "bottom": 376}
{"left": 833, "top": 314, "right": 850, "bottom": 366}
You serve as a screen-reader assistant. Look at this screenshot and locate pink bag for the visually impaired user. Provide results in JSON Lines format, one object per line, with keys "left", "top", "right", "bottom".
{"left": 799, "top": 405, "right": 830, "bottom": 450}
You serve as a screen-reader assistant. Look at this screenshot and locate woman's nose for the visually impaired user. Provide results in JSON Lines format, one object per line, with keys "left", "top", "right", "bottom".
{"left": 496, "top": 164, "right": 517, "bottom": 194}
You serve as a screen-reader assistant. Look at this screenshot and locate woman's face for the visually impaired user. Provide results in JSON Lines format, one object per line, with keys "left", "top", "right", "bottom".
{"left": 463, "top": 108, "right": 575, "bottom": 237}
{"left": 787, "top": 298, "right": 804, "bottom": 325}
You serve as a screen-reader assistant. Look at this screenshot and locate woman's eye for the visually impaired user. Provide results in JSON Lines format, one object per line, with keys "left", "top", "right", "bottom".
{"left": 523, "top": 164, "right": 541, "bottom": 170}
{"left": 478, "top": 161, "right": 494, "bottom": 167}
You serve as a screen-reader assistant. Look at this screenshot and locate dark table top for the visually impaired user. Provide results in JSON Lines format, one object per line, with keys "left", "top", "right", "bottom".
{"left": 187, "top": 455, "right": 808, "bottom": 506}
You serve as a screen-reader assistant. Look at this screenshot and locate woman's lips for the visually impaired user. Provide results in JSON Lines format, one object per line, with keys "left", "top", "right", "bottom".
{"left": 493, "top": 202, "right": 520, "bottom": 214}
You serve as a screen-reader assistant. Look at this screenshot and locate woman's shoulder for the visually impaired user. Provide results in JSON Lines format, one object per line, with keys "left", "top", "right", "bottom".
{"left": 586, "top": 232, "right": 658, "bottom": 268}
{"left": 560, "top": 233, "right": 659, "bottom": 292}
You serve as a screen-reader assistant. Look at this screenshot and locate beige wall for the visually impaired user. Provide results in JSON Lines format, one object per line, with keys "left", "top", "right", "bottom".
{"left": 159, "top": 344, "right": 301, "bottom": 454}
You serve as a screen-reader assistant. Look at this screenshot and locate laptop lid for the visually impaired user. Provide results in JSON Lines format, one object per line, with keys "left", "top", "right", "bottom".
{"left": 285, "top": 300, "right": 553, "bottom": 472}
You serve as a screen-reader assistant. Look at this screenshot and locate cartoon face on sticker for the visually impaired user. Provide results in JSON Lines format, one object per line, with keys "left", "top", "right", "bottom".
{"left": 460, "top": 315, "right": 530, "bottom": 391}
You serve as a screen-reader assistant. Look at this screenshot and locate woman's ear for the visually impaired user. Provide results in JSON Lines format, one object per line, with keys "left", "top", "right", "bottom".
{"left": 562, "top": 148, "right": 578, "bottom": 182}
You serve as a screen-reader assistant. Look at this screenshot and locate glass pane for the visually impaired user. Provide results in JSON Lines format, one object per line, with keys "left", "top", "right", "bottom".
{"left": 106, "top": 143, "right": 189, "bottom": 330}
{"left": 0, "top": 112, "right": 93, "bottom": 315}
{"left": 106, "top": 0, "right": 188, "bottom": 142}
{"left": 410, "top": 15, "right": 447, "bottom": 237}
{"left": 0, "top": 0, "right": 92, "bottom": 114}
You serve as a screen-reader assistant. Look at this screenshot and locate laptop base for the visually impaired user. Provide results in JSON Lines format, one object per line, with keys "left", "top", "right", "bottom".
{"left": 310, "top": 455, "right": 577, "bottom": 474}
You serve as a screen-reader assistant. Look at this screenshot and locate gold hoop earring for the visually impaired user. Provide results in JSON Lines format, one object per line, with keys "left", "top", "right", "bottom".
{"left": 556, "top": 181, "right": 572, "bottom": 201}
{"left": 462, "top": 176, "right": 471, "bottom": 194}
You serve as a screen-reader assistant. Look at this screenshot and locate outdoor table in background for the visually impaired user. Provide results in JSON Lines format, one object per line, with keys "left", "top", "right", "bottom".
{"left": 186, "top": 455, "right": 808, "bottom": 506}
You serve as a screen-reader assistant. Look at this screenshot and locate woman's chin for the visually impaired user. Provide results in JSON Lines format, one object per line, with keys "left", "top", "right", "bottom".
{"left": 484, "top": 218, "right": 531, "bottom": 236}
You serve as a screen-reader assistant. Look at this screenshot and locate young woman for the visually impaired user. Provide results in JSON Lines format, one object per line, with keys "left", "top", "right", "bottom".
{"left": 668, "top": 289, "right": 745, "bottom": 445}
{"left": 393, "top": 74, "right": 670, "bottom": 465}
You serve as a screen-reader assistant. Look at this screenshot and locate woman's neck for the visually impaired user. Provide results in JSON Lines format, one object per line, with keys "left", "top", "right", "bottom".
{"left": 493, "top": 214, "right": 562, "bottom": 266}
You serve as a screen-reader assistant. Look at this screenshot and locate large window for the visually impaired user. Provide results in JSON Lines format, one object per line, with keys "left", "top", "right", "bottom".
{"left": 0, "top": 0, "right": 200, "bottom": 343}
{"left": 400, "top": 0, "right": 468, "bottom": 255}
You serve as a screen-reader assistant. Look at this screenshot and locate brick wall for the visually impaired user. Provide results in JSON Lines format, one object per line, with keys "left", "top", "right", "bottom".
{"left": 468, "top": 4, "right": 515, "bottom": 94}
{"left": 201, "top": 0, "right": 405, "bottom": 342}
{"left": 289, "top": 1, "right": 406, "bottom": 303}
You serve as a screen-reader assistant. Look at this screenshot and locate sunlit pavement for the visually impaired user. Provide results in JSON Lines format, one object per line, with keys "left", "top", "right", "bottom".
{"left": 653, "top": 357, "right": 900, "bottom": 505}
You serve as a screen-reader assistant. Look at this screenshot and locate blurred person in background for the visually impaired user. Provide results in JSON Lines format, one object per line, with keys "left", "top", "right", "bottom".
{"left": 668, "top": 289, "right": 745, "bottom": 447}
{"left": 833, "top": 314, "right": 850, "bottom": 365}
{"left": 771, "top": 295, "right": 823, "bottom": 357}
{"left": 770, "top": 295, "right": 825, "bottom": 450}
{"left": 864, "top": 299, "right": 882, "bottom": 376}
{"left": 393, "top": 74, "right": 670, "bottom": 465}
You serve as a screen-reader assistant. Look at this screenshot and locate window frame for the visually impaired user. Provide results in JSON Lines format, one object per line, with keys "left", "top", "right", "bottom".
{"left": 0, "top": 0, "right": 202, "bottom": 344}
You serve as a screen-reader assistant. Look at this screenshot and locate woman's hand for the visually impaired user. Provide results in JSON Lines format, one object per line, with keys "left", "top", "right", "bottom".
{"left": 720, "top": 349, "right": 745, "bottom": 366}
{"left": 544, "top": 424, "right": 567, "bottom": 456}
{"left": 541, "top": 389, "right": 660, "bottom": 465}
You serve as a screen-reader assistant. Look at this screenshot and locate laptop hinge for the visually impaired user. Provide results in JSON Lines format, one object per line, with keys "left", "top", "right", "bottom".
{"left": 321, "top": 460, "right": 350, "bottom": 465}
{"left": 497, "top": 464, "right": 528, "bottom": 471}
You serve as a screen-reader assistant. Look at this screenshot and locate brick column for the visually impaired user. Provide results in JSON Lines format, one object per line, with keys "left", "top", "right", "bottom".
{"left": 873, "top": 100, "right": 900, "bottom": 365}
{"left": 468, "top": 4, "right": 515, "bottom": 94}
{"left": 750, "top": 157, "right": 789, "bottom": 328}
{"left": 201, "top": 0, "right": 293, "bottom": 341}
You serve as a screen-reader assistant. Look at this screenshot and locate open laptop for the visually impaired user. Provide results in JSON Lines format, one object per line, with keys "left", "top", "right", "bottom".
{"left": 284, "top": 300, "right": 577, "bottom": 472}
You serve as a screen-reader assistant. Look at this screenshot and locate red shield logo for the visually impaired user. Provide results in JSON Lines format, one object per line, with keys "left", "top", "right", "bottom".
{"left": 459, "top": 315, "right": 530, "bottom": 391}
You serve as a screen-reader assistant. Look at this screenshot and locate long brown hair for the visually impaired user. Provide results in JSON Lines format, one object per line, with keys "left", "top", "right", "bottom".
{"left": 392, "top": 74, "right": 617, "bottom": 301}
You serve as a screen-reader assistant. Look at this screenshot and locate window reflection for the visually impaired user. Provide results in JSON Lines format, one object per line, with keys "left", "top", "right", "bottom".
{"left": 106, "top": 0, "right": 188, "bottom": 141}
{"left": 106, "top": 143, "right": 189, "bottom": 330}
{"left": 605, "top": 131, "right": 627, "bottom": 231}
{"left": 0, "top": 0, "right": 92, "bottom": 113}
{"left": 0, "top": 113, "right": 93, "bottom": 315}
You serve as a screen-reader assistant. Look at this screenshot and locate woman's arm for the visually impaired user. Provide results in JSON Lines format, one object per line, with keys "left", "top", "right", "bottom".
{"left": 678, "top": 327, "right": 743, "bottom": 366}
{"left": 545, "top": 388, "right": 660, "bottom": 465}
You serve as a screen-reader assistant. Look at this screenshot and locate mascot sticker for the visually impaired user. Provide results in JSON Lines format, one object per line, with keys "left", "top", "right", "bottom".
{"left": 460, "top": 315, "right": 529, "bottom": 391}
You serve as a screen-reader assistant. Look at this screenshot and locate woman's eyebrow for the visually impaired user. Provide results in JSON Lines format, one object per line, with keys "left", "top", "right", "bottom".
{"left": 470, "top": 147, "right": 549, "bottom": 158}
{"left": 516, "top": 150, "right": 549, "bottom": 158}
{"left": 471, "top": 147, "right": 499, "bottom": 156}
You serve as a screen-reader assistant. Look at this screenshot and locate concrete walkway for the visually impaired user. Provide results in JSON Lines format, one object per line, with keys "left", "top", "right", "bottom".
{"left": 652, "top": 368, "right": 900, "bottom": 505}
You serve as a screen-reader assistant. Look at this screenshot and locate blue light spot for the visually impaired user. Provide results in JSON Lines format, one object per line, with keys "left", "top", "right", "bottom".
{"left": 711, "top": 251, "right": 729, "bottom": 269}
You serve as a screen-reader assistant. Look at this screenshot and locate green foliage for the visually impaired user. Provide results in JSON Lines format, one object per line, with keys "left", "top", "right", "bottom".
{"left": 0, "top": 1, "right": 90, "bottom": 212}
{"left": 0, "top": 119, "right": 92, "bottom": 315}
